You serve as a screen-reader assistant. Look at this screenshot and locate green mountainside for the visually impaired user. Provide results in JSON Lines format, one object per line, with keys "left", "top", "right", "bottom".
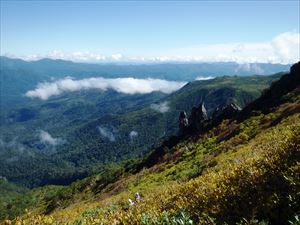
{"left": 1, "top": 63, "right": 299, "bottom": 225}
{"left": 0, "top": 74, "right": 279, "bottom": 188}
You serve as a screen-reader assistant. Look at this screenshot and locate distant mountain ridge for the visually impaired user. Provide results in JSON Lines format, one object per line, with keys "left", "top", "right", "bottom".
{"left": 1, "top": 56, "right": 290, "bottom": 78}
{"left": 0, "top": 56, "right": 290, "bottom": 106}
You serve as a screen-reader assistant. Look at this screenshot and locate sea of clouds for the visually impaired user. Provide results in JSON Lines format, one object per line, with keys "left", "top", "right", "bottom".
{"left": 26, "top": 77, "right": 187, "bottom": 100}
{"left": 195, "top": 76, "right": 215, "bottom": 81}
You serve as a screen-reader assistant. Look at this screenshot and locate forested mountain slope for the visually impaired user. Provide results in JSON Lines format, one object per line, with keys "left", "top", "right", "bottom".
{"left": 0, "top": 74, "right": 279, "bottom": 188}
{"left": 1, "top": 63, "right": 299, "bottom": 225}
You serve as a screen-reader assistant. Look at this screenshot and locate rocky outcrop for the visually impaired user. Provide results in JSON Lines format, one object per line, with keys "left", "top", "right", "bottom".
{"left": 188, "top": 103, "right": 208, "bottom": 133}
{"left": 212, "top": 103, "right": 241, "bottom": 125}
{"left": 179, "top": 111, "right": 189, "bottom": 135}
{"left": 178, "top": 102, "right": 241, "bottom": 136}
{"left": 133, "top": 62, "right": 300, "bottom": 173}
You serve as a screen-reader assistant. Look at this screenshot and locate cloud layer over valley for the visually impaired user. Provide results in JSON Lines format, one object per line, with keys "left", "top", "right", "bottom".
{"left": 25, "top": 77, "right": 187, "bottom": 100}
{"left": 195, "top": 76, "right": 215, "bottom": 81}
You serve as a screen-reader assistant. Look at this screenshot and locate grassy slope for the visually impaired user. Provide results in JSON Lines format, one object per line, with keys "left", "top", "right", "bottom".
{"left": 3, "top": 79, "right": 299, "bottom": 224}
{"left": 0, "top": 180, "right": 29, "bottom": 219}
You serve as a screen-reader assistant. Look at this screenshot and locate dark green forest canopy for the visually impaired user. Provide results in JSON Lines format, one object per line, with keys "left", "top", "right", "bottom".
{"left": 0, "top": 71, "right": 281, "bottom": 187}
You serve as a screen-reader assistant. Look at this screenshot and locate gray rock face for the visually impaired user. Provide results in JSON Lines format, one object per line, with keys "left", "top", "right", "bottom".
{"left": 179, "top": 111, "right": 189, "bottom": 135}
{"left": 188, "top": 102, "right": 208, "bottom": 132}
{"left": 178, "top": 102, "right": 241, "bottom": 136}
{"left": 212, "top": 103, "right": 241, "bottom": 124}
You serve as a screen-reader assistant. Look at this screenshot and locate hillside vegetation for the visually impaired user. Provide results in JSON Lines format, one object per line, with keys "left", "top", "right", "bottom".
{"left": 1, "top": 63, "right": 299, "bottom": 224}
{"left": 0, "top": 74, "right": 279, "bottom": 188}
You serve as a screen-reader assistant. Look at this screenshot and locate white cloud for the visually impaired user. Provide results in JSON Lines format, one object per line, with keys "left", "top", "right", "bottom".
{"left": 39, "top": 130, "right": 64, "bottom": 146}
{"left": 111, "top": 53, "right": 123, "bottom": 60}
{"left": 17, "top": 50, "right": 117, "bottom": 62}
{"left": 195, "top": 76, "right": 215, "bottom": 81}
{"left": 161, "top": 31, "right": 299, "bottom": 64}
{"left": 150, "top": 101, "right": 170, "bottom": 113}
{"left": 25, "top": 77, "right": 187, "bottom": 100}
{"left": 235, "top": 63, "right": 265, "bottom": 74}
{"left": 4, "top": 31, "right": 299, "bottom": 64}
{"left": 271, "top": 32, "right": 300, "bottom": 64}
{"left": 24, "top": 50, "right": 107, "bottom": 62}
{"left": 97, "top": 126, "right": 115, "bottom": 142}
{"left": 129, "top": 130, "right": 138, "bottom": 140}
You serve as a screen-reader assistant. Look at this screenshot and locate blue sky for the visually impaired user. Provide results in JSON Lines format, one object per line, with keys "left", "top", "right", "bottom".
{"left": 1, "top": 1, "right": 299, "bottom": 63}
